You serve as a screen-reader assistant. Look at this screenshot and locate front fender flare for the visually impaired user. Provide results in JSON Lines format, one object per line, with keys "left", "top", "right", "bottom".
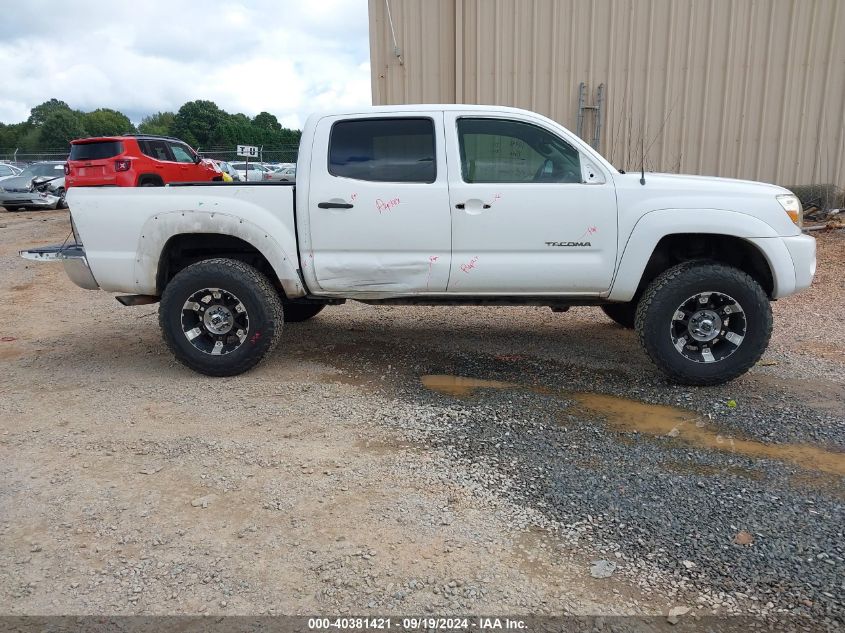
{"left": 608, "top": 208, "right": 787, "bottom": 301}
{"left": 134, "top": 210, "right": 305, "bottom": 298}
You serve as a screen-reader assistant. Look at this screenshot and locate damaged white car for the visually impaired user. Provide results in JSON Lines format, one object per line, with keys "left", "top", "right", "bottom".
{"left": 0, "top": 161, "right": 67, "bottom": 210}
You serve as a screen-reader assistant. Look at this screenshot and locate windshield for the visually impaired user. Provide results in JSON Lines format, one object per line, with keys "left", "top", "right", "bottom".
{"left": 20, "top": 163, "right": 63, "bottom": 179}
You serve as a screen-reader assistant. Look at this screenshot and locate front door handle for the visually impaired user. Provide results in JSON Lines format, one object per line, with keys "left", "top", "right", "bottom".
{"left": 455, "top": 202, "right": 491, "bottom": 210}
{"left": 317, "top": 202, "right": 354, "bottom": 209}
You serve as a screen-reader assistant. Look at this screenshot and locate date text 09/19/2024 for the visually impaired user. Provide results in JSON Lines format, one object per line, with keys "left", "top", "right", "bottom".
{"left": 308, "top": 617, "right": 528, "bottom": 630}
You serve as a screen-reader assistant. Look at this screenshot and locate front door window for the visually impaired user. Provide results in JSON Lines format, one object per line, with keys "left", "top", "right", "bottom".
{"left": 458, "top": 118, "right": 581, "bottom": 184}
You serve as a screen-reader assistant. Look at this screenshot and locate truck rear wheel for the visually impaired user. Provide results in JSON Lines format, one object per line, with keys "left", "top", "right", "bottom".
{"left": 159, "top": 258, "right": 283, "bottom": 376}
{"left": 282, "top": 302, "right": 325, "bottom": 322}
{"left": 635, "top": 262, "right": 772, "bottom": 385}
{"left": 601, "top": 302, "right": 637, "bottom": 329}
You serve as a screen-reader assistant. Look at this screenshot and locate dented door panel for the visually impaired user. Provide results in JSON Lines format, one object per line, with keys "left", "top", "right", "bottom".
{"left": 306, "top": 112, "right": 452, "bottom": 295}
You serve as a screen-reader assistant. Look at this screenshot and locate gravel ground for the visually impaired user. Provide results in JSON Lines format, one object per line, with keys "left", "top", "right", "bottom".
{"left": 0, "top": 209, "right": 842, "bottom": 627}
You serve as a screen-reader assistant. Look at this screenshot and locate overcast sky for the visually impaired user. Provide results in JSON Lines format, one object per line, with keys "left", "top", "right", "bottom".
{"left": 0, "top": 0, "right": 371, "bottom": 129}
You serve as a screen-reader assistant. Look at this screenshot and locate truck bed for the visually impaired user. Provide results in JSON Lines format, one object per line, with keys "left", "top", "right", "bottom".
{"left": 64, "top": 183, "right": 302, "bottom": 296}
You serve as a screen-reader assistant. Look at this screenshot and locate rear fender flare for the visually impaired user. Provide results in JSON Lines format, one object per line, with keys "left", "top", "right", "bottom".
{"left": 134, "top": 210, "right": 305, "bottom": 297}
{"left": 136, "top": 173, "right": 164, "bottom": 186}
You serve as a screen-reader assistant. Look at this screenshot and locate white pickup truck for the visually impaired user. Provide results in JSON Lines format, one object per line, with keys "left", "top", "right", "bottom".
{"left": 22, "top": 105, "right": 816, "bottom": 385}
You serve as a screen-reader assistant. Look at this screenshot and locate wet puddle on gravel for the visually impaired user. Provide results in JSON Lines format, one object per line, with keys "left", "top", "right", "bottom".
{"left": 420, "top": 375, "right": 517, "bottom": 397}
{"left": 420, "top": 374, "right": 845, "bottom": 477}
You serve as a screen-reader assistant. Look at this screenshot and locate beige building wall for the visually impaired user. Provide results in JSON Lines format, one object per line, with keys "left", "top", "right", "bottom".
{"left": 369, "top": 0, "right": 845, "bottom": 187}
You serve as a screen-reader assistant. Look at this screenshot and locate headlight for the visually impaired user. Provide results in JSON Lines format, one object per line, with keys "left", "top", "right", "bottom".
{"left": 776, "top": 193, "right": 803, "bottom": 227}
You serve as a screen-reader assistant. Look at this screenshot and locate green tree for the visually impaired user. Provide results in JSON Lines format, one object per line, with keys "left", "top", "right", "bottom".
{"left": 27, "top": 99, "right": 73, "bottom": 127}
{"left": 17, "top": 126, "right": 42, "bottom": 152}
{"left": 138, "top": 112, "right": 175, "bottom": 136}
{"left": 253, "top": 111, "right": 282, "bottom": 133}
{"left": 0, "top": 122, "right": 27, "bottom": 150}
{"left": 83, "top": 108, "right": 134, "bottom": 137}
{"left": 39, "top": 110, "right": 86, "bottom": 150}
{"left": 2, "top": 99, "right": 304, "bottom": 153}
{"left": 208, "top": 119, "right": 254, "bottom": 147}
{"left": 171, "top": 100, "right": 224, "bottom": 148}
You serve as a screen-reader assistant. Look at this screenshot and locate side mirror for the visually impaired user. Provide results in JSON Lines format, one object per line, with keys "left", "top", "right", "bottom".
{"left": 580, "top": 158, "right": 606, "bottom": 185}
{"left": 194, "top": 154, "right": 202, "bottom": 164}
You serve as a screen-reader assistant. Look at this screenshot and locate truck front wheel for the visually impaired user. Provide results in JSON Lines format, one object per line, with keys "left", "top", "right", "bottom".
{"left": 635, "top": 262, "right": 772, "bottom": 386}
{"left": 159, "top": 258, "right": 283, "bottom": 376}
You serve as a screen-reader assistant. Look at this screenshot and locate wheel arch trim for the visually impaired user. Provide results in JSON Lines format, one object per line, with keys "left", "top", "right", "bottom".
{"left": 609, "top": 209, "right": 788, "bottom": 301}
{"left": 136, "top": 173, "right": 164, "bottom": 186}
{"left": 134, "top": 210, "right": 305, "bottom": 298}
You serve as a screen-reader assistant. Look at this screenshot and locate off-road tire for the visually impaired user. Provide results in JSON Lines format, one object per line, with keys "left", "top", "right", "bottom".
{"left": 159, "top": 258, "right": 283, "bottom": 376}
{"left": 601, "top": 302, "right": 637, "bottom": 329}
{"left": 282, "top": 302, "right": 326, "bottom": 322}
{"left": 635, "top": 261, "right": 772, "bottom": 386}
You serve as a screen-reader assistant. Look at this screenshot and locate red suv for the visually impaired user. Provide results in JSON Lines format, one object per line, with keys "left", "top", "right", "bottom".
{"left": 65, "top": 135, "right": 221, "bottom": 188}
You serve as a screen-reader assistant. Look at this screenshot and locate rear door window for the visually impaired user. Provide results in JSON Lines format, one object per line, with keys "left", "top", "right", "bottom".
{"left": 69, "top": 141, "right": 124, "bottom": 161}
{"left": 329, "top": 118, "right": 435, "bottom": 183}
{"left": 139, "top": 140, "right": 173, "bottom": 162}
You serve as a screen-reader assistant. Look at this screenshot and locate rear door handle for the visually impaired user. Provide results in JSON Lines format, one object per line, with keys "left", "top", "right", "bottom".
{"left": 318, "top": 202, "right": 354, "bottom": 209}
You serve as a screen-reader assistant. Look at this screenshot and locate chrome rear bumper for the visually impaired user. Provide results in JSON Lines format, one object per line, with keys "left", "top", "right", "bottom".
{"left": 20, "top": 243, "right": 99, "bottom": 290}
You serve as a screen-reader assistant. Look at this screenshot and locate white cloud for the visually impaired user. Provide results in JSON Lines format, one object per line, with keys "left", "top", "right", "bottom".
{"left": 0, "top": 0, "right": 372, "bottom": 128}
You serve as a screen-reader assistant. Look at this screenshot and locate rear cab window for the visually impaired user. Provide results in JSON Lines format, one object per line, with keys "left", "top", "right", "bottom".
{"left": 69, "top": 141, "right": 124, "bottom": 161}
{"left": 329, "top": 118, "right": 436, "bottom": 183}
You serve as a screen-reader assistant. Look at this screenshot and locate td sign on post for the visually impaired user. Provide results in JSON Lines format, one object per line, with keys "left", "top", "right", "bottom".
{"left": 236, "top": 145, "right": 259, "bottom": 158}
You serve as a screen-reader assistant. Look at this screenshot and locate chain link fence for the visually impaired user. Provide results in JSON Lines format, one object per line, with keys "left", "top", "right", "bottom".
{"left": 0, "top": 150, "right": 70, "bottom": 166}
{"left": 198, "top": 145, "right": 300, "bottom": 164}
{"left": 1, "top": 145, "right": 301, "bottom": 166}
